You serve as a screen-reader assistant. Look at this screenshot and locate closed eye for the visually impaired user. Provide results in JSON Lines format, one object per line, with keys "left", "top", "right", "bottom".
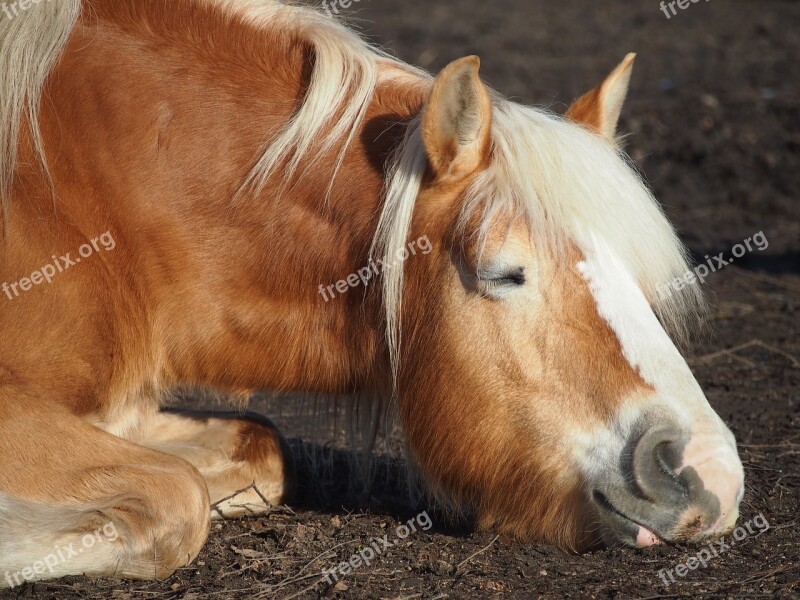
{"left": 477, "top": 266, "right": 526, "bottom": 287}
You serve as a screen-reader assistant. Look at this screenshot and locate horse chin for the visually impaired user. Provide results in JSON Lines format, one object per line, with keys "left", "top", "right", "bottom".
{"left": 591, "top": 490, "right": 667, "bottom": 548}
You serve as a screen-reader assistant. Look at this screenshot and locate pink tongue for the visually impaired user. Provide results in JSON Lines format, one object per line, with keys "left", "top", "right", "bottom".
{"left": 635, "top": 525, "right": 663, "bottom": 548}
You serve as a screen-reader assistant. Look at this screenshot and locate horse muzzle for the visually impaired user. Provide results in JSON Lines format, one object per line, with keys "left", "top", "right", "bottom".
{"left": 592, "top": 422, "right": 744, "bottom": 548}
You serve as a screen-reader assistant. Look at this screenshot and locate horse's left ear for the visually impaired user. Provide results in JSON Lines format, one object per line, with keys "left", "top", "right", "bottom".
{"left": 566, "top": 53, "right": 636, "bottom": 143}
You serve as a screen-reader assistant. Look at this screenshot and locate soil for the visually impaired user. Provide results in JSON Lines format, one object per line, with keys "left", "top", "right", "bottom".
{"left": 6, "top": 0, "right": 799, "bottom": 598}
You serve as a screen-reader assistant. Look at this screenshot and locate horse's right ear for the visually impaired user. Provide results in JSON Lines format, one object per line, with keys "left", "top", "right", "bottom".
{"left": 566, "top": 53, "right": 636, "bottom": 144}
{"left": 422, "top": 56, "right": 493, "bottom": 180}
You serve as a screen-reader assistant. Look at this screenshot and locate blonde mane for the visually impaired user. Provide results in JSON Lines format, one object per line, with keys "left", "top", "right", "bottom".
{"left": 0, "top": 0, "right": 81, "bottom": 228}
{"left": 374, "top": 100, "right": 706, "bottom": 377}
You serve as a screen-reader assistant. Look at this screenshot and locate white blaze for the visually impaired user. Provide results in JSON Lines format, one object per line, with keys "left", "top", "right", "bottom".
{"left": 575, "top": 237, "right": 743, "bottom": 534}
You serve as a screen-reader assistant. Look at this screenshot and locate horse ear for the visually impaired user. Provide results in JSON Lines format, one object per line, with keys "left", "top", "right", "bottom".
{"left": 566, "top": 53, "right": 636, "bottom": 143}
{"left": 422, "top": 56, "right": 493, "bottom": 179}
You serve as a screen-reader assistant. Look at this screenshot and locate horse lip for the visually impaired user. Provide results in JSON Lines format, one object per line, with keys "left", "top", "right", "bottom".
{"left": 592, "top": 490, "right": 666, "bottom": 546}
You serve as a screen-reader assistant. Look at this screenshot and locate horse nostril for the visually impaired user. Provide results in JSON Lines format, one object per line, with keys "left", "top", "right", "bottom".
{"left": 632, "top": 426, "right": 689, "bottom": 503}
{"left": 655, "top": 439, "right": 683, "bottom": 477}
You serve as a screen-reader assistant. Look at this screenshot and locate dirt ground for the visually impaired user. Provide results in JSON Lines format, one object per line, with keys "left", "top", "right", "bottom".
{"left": 7, "top": 0, "right": 799, "bottom": 598}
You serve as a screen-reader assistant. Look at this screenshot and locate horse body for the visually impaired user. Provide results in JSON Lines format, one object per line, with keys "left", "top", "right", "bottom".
{"left": 10, "top": 0, "right": 411, "bottom": 403}
{"left": 0, "top": 0, "right": 743, "bottom": 585}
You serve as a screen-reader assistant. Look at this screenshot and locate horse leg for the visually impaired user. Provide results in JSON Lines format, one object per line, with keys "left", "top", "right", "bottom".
{"left": 140, "top": 409, "right": 294, "bottom": 519}
{"left": 0, "top": 392, "right": 210, "bottom": 587}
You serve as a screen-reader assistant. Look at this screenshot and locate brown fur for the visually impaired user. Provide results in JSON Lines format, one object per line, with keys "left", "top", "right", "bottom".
{"left": 397, "top": 203, "right": 651, "bottom": 548}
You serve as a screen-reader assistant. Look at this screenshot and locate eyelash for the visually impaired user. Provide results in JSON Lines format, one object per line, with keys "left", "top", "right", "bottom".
{"left": 478, "top": 267, "right": 526, "bottom": 288}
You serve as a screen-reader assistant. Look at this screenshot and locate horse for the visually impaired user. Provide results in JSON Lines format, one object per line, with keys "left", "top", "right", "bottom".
{"left": 0, "top": 0, "right": 744, "bottom": 586}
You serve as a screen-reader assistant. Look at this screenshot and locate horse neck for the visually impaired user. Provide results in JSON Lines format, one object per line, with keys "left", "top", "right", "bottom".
{"left": 25, "top": 1, "right": 428, "bottom": 397}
